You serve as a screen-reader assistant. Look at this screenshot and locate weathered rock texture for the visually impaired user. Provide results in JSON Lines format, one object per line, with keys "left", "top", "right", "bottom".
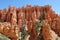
{"left": 0, "top": 5, "right": 60, "bottom": 40}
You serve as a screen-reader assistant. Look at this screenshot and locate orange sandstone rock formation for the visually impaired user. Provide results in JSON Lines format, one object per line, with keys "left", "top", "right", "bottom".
{"left": 0, "top": 5, "right": 60, "bottom": 40}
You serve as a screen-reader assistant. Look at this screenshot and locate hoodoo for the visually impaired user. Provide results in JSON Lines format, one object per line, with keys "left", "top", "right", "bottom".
{"left": 0, "top": 5, "right": 60, "bottom": 40}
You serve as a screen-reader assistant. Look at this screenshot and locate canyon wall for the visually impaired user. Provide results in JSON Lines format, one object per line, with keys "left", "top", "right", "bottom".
{"left": 0, "top": 5, "right": 60, "bottom": 40}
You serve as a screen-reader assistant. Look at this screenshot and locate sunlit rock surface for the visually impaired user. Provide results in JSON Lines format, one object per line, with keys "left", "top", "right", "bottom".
{"left": 0, "top": 5, "right": 60, "bottom": 40}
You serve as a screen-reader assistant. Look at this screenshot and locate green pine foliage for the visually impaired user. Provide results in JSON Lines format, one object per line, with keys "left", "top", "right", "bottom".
{"left": 36, "top": 19, "right": 43, "bottom": 40}
{"left": 0, "top": 33, "right": 10, "bottom": 40}
{"left": 36, "top": 12, "right": 45, "bottom": 40}
{"left": 40, "top": 12, "right": 45, "bottom": 21}
{"left": 18, "top": 24, "right": 28, "bottom": 40}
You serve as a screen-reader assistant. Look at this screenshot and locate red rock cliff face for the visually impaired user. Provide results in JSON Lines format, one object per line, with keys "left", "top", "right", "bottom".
{"left": 0, "top": 5, "right": 60, "bottom": 40}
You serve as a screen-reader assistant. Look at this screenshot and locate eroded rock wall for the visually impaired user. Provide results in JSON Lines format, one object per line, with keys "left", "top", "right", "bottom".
{"left": 0, "top": 5, "right": 60, "bottom": 40}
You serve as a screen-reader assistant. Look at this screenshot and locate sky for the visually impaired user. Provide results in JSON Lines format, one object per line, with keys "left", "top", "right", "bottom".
{"left": 0, "top": 0, "right": 60, "bottom": 15}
